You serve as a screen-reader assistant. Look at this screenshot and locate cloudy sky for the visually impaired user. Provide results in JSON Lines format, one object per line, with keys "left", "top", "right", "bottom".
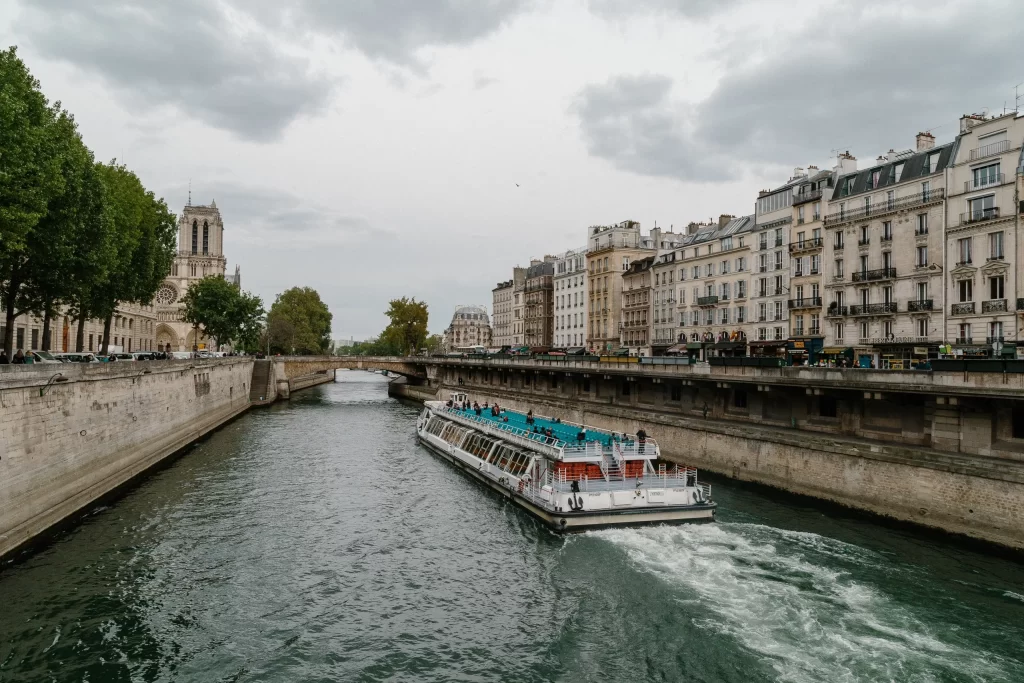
{"left": 2, "top": 0, "right": 1022, "bottom": 339}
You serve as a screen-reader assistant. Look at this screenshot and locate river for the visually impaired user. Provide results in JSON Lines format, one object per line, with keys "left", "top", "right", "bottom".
{"left": 1, "top": 373, "right": 1023, "bottom": 682}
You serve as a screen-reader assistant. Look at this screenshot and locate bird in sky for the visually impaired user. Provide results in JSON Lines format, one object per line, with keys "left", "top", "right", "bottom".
{"left": 515, "top": 183, "right": 520, "bottom": 187}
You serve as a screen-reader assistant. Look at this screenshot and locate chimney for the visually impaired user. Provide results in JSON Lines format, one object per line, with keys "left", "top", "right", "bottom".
{"left": 650, "top": 227, "right": 662, "bottom": 250}
{"left": 958, "top": 114, "right": 986, "bottom": 134}
{"left": 834, "top": 151, "right": 857, "bottom": 176}
{"left": 793, "top": 167, "right": 806, "bottom": 179}
{"left": 876, "top": 155, "right": 886, "bottom": 164}
{"left": 807, "top": 165, "right": 818, "bottom": 172}
{"left": 916, "top": 131, "right": 936, "bottom": 151}
{"left": 718, "top": 214, "right": 733, "bottom": 228}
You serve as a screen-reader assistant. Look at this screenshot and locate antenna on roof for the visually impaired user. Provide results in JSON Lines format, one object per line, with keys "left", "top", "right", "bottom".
{"left": 1016, "top": 82, "right": 1023, "bottom": 114}
{"left": 188, "top": 179, "right": 192, "bottom": 206}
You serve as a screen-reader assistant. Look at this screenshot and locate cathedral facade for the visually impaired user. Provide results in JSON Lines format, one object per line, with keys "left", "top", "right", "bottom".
{"left": 154, "top": 200, "right": 235, "bottom": 351}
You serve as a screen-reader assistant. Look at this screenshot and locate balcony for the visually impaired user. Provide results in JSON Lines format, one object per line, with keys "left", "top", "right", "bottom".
{"left": 955, "top": 337, "right": 973, "bottom": 345}
{"left": 951, "top": 302, "right": 975, "bottom": 315}
{"left": 965, "top": 173, "right": 1005, "bottom": 192}
{"left": 983, "top": 299, "right": 1008, "bottom": 313}
{"left": 697, "top": 295, "right": 719, "bottom": 306}
{"left": 907, "top": 299, "right": 934, "bottom": 312}
{"left": 789, "top": 237, "right": 823, "bottom": 253}
{"left": 1018, "top": 298, "right": 1024, "bottom": 311}
{"left": 825, "top": 305, "right": 848, "bottom": 317}
{"left": 824, "top": 188, "right": 945, "bottom": 226}
{"left": 961, "top": 207, "right": 1000, "bottom": 225}
{"left": 787, "top": 297, "right": 822, "bottom": 310}
{"left": 774, "top": 238, "right": 784, "bottom": 247}
{"left": 793, "top": 188, "right": 823, "bottom": 206}
{"left": 987, "top": 255, "right": 1005, "bottom": 263}
{"left": 809, "top": 326, "right": 821, "bottom": 335}
{"left": 968, "top": 139, "right": 1010, "bottom": 161}
{"left": 833, "top": 242, "right": 844, "bottom": 252}
{"left": 881, "top": 235, "right": 892, "bottom": 243}
{"left": 849, "top": 303, "right": 897, "bottom": 315}
{"left": 851, "top": 267, "right": 897, "bottom": 282}
{"left": 987, "top": 336, "right": 1006, "bottom": 344}
{"left": 858, "top": 238, "right": 870, "bottom": 246}
{"left": 956, "top": 259, "right": 973, "bottom": 267}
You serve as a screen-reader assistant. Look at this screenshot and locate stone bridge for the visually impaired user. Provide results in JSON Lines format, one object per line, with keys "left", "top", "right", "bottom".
{"left": 263, "top": 356, "right": 430, "bottom": 400}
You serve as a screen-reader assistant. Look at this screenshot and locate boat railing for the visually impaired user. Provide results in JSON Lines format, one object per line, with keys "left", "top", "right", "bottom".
{"left": 485, "top": 404, "right": 660, "bottom": 454}
{"left": 438, "top": 406, "right": 565, "bottom": 454}
{"left": 544, "top": 465, "right": 699, "bottom": 493}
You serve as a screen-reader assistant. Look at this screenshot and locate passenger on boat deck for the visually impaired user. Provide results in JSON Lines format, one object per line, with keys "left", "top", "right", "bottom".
{"left": 577, "top": 430, "right": 586, "bottom": 442}
{"left": 526, "top": 410, "right": 534, "bottom": 425}
{"left": 502, "top": 416, "right": 509, "bottom": 423}
{"left": 446, "top": 399, "right": 453, "bottom": 408}
{"left": 637, "top": 428, "right": 648, "bottom": 453}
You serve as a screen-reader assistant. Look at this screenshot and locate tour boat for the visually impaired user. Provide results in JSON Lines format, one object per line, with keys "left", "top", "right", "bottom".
{"left": 416, "top": 393, "right": 716, "bottom": 531}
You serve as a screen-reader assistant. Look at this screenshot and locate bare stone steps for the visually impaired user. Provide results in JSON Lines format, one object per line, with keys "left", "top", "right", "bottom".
{"left": 249, "top": 360, "right": 272, "bottom": 402}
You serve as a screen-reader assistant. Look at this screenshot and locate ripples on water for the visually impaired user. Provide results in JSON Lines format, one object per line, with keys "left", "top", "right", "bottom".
{"left": 1, "top": 372, "right": 1023, "bottom": 682}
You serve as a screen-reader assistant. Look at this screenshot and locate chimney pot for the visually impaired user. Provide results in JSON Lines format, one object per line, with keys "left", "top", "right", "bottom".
{"left": 915, "top": 131, "right": 936, "bottom": 151}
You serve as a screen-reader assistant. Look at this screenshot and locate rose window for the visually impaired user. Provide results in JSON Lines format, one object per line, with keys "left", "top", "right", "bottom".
{"left": 155, "top": 285, "right": 177, "bottom": 305}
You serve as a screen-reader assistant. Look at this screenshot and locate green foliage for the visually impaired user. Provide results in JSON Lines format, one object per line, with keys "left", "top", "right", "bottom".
{"left": 424, "top": 334, "right": 444, "bottom": 354}
{"left": 266, "top": 287, "right": 332, "bottom": 355}
{"left": 380, "top": 297, "right": 429, "bottom": 356}
{"left": 181, "top": 275, "right": 265, "bottom": 351}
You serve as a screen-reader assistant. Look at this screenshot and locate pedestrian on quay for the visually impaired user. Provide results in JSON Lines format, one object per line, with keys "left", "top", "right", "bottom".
{"left": 12, "top": 349, "right": 26, "bottom": 364}
{"left": 0, "top": 350, "right": 8, "bottom": 364}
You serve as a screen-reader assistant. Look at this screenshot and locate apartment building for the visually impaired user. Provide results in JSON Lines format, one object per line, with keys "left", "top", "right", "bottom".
{"left": 621, "top": 256, "right": 654, "bottom": 354}
{"left": 0, "top": 302, "right": 158, "bottom": 356}
{"left": 491, "top": 279, "right": 514, "bottom": 348}
{"left": 524, "top": 257, "right": 555, "bottom": 348}
{"left": 943, "top": 112, "right": 1024, "bottom": 358}
{"left": 751, "top": 177, "right": 801, "bottom": 357}
{"left": 512, "top": 269, "right": 526, "bottom": 347}
{"left": 786, "top": 167, "right": 833, "bottom": 363}
{"left": 650, "top": 250, "right": 681, "bottom": 353}
{"left": 822, "top": 138, "right": 952, "bottom": 368}
{"left": 678, "top": 215, "right": 755, "bottom": 357}
{"left": 586, "top": 221, "right": 655, "bottom": 353}
{"left": 553, "top": 247, "right": 587, "bottom": 349}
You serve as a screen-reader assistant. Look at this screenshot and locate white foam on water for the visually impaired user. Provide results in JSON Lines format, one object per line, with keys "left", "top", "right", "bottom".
{"left": 591, "top": 523, "right": 1013, "bottom": 683}
{"left": 1004, "top": 591, "right": 1024, "bottom": 603}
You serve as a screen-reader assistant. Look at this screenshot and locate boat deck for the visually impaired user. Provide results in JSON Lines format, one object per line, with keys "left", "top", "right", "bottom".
{"left": 446, "top": 404, "right": 639, "bottom": 449}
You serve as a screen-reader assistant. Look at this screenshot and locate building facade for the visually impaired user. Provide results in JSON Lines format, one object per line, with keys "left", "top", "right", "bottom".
{"left": 491, "top": 279, "right": 514, "bottom": 348}
{"left": 524, "top": 258, "right": 555, "bottom": 348}
{"left": 554, "top": 248, "right": 587, "bottom": 349}
{"left": 153, "top": 201, "right": 231, "bottom": 351}
{"left": 621, "top": 256, "right": 654, "bottom": 354}
{"left": 586, "top": 221, "right": 656, "bottom": 353}
{"left": 445, "top": 305, "right": 492, "bottom": 350}
{"left": 822, "top": 138, "right": 952, "bottom": 367}
{"left": 787, "top": 167, "right": 833, "bottom": 363}
{"left": 943, "top": 112, "right": 1024, "bottom": 358}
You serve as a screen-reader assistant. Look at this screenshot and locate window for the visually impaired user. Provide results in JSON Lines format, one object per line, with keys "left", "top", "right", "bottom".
{"left": 705, "top": 264, "right": 713, "bottom": 277}
{"left": 737, "top": 256, "right": 747, "bottom": 272}
{"left": 798, "top": 205, "right": 805, "bottom": 223}
{"left": 721, "top": 260, "right": 730, "bottom": 274}
{"left": 758, "top": 278, "right": 767, "bottom": 297}
{"left": 917, "top": 318, "right": 927, "bottom": 337}
{"left": 957, "top": 237, "right": 973, "bottom": 265}
{"left": 973, "top": 163, "right": 1000, "bottom": 189}
{"left": 734, "top": 390, "right": 747, "bottom": 409}
{"left": 737, "top": 306, "right": 746, "bottom": 323}
{"left": 882, "top": 221, "right": 892, "bottom": 241}
{"left": 813, "top": 202, "right": 821, "bottom": 221}
{"left": 834, "top": 231, "right": 844, "bottom": 249}
{"left": 835, "top": 291, "right": 845, "bottom": 307}
{"left": 927, "top": 154, "right": 939, "bottom": 174}
{"left": 882, "top": 286, "right": 893, "bottom": 304}
{"left": 968, "top": 194, "right": 996, "bottom": 220}
{"left": 871, "top": 170, "right": 881, "bottom": 188}
{"left": 757, "top": 327, "right": 767, "bottom": 341}
{"left": 31, "top": 328, "right": 39, "bottom": 349}
{"left": 882, "top": 252, "right": 892, "bottom": 270}
{"left": 737, "top": 280, "right": 746, "bottom": 298}
{"left": 202, "top": 221, "right": 209, "bottom": 254}
{"left": 835, "top": 323, "right": 844, "bottom": 341}
{"left": 886, "top": 190, "right": 895, "bottom": 210}
{"left": 860, "top": 289, "right": 870, "bottom": 306}
{"left": 759, "top": 253, "right": 767, "bottom": 273}
{"left": 917, "top": 282, "right": 928, "bottom": 302}
{"left": 758, "top": 302, "right": 767, "bottom": 321}
{"left": 989, "top": 231, "right": 1004, "bottom": 259}
{"left": 991, "top": 321, "right": 1004, "bottom": 340}
{"left": 859, "top": 225, "right": 869, "bottom": 244}
{"left": 990, "top": 275, "right": 1005, "bottom": 300}
{"left": 860, "top": 321, "right": 869, "bottom": 339}
{"left": 959, "top": 322, "right": 972, "bottom": 342}
{"left": 921, "top": 180, "right": 931, "bottom": 199}
{"left": 191, "top": 220, "right": 198, "bottom": 254}
{"left": 915, "top": 246, "right": 927, "bottom": 267}
{"left": 811, "top": 254, "right": 820, "bottom": 274}
{"left": 774, "top": 251, "right": 783, "bottom": 270}
{"left": 916, "top": 213, "right": 928, "bottom": 235}
{"left": 774, "top": 301, "right": 783, "bottom": 321}
{"left": 859, "top": 255, "right": 868, "bottom": 274}
{"left": 773, "top": 326, "right": 783, "bottom": 340}
{"left": 722, "top": 237, "right": 733, "bottom": 250}
{"left": 795, "top": 315, "right": 804, "bottom": 335}
{"left": 796, "top": 230, "right": 805, "bottom": 246}
{"left": 883, "top": 320, "right": 894, "bottom": 338}
{"left": 774, "top": 275, "right": 783, "bottom": 294}
{"left": 958, "top": 278, "right": 973, "bottom": 303}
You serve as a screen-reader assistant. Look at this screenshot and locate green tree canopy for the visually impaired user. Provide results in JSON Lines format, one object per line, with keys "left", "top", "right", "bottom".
{"left": 266, "top": 287, "right": 332, "bottom": 355}
{"left": 380, "top": 297, "right": 429, "bottom": 356}
{"left": 181, "top": 275, "right": 265, "bottom": 351}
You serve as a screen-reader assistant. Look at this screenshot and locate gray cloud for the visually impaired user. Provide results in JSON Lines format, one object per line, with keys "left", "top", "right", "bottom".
{"left": 588, "top": 0, "right": 740, "bottom": 20}
{"left": 15, "top": 0, "right": 333, "bottom": 142}
{"left": 573, "top": 0, "right": 1024, "bottom": 181}
{"left": 244, "top": 0, "right": 530, "bottom": 69}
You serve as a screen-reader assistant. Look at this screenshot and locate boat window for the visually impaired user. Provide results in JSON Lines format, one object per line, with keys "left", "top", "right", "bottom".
{"left": 503, "top": 453, "right": 532, "bottom": 476}
{"left": 488, "top": 444, "right": 513, "bottom": 465}
{"left": 426, "top": 417, "right": 449, "bottom": 436}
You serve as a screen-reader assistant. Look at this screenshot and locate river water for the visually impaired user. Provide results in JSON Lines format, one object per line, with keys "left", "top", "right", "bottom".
{"left": 2, "top": 373, "right": 1024, "bottom": 683}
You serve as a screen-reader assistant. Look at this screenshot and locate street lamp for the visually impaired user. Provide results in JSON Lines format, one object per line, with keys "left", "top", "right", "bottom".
{"left": 40, "top": 373, "right": 69, "bottom": 397}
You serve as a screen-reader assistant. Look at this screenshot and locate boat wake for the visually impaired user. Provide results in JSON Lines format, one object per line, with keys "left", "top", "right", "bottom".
{"left": 591, "top": 523, "right": 1018, "bottom": 683}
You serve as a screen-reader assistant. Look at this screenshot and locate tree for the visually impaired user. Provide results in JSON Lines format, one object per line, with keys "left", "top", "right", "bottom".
{"left": 380, "top": 297, "right": 429, "bottom": 356}
{"left": 424, "top": 333, "right": 444, "bottom": 355}
{"left": 181, "top": 275, "right": 265, "bottom": 351}
{"left": 266, "top": 287, "right": 332, "bottom": 355}
{"left": 0, "top": 47, "right": 64, "bottom": 354}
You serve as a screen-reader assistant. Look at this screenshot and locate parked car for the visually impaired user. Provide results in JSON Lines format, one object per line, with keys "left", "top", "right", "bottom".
{"left": 131, "top": 352, "right": 156, "bottom": 361}
{"left": 170, "top": 351, "right": 193, "bottom": 360}
{"left": 55, "top": 353, "right": 99, "bottom": 363}
{"left": 110, "top": 353, "right": 135, "bottom": 361}
{"left": 29, "top": 350, "right": 64, "bottom": 364}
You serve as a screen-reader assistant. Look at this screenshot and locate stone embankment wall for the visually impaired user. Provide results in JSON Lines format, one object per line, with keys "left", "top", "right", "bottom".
{"left": 388, "top": 379, "right": 439, "bottom": 403}
{"left": 0, "top": 359, "right": 253, "bottom": 560}
{"left": 427, "top": 381, "right": 1024, "bottom": 550}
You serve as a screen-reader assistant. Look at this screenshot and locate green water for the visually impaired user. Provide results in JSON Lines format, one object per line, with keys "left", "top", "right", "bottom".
{"left": 1, "top": 373, "right": 1023, "bottom": 682}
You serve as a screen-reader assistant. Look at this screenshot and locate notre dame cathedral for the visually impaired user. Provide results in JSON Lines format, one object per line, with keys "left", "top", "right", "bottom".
{"left": 153, "top": 199, "right": 241, "bottom": 351}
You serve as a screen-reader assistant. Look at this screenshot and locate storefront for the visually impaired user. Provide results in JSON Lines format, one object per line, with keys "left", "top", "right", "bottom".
{"left": 785, "top": 338, "right": 823, "bottom": 366}
{"left": 819, "top": 346, "right": 855, "bottom": 366}
{"left": 712, "top": 330, "right": 747, "bottom": 357}
{"left": 872, "top": 340, "right": 939, "bottom": 369}
{"left": 748, "top": 340, "right": 787, "bottom": 358}
{"left": 665, "top": 343, "right": 687, "bottom": 356}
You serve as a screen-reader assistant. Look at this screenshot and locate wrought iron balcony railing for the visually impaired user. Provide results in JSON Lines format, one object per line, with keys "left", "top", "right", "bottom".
{"left": 793, "top": 188, "right": 823, "bottom": 205}
{"left": 825, "top": 305, "right": 848, "bottom": 317}
{"left": 951, "top": 302, "right": 975, "bottom": 315}
{"left": 787, "top": 297, "right": 822, "bottom": 309}
{"left": 961, "top": 207, "right": 1000, "bottom": 225}
{"left": 849, "top": 303, "right": 897, "bottom": 315}
{"left": 907, "top": 299, "right": 934, "bottom": 312}
{"left": 697, "top": 295, "right": 719, "bottom": 306}
{"left": 965, "top": 173, "right": 1005, "bottom": 192}
{"left": 1018, "top": 298, "right": 1024, "bottom": 311}
{"left": 955, "top": 337, "right": 973, "bottom": 344}
{"left": 824, "top": 189, "right": 945, "bottom": 225}
{"left": 789, "top": 237, "right": 823, "bottom": 253}
{"left": 852, "top": 267, "right": 897, "bottom": 282}
{"left": 987, "top": 336, "right": 1005, "bottom": 344}
{"left": 968, "top": 139, "right": 1010, "bottom": 161}
{"left": 983, "top": 299, "right": 1008, "bottom": 313}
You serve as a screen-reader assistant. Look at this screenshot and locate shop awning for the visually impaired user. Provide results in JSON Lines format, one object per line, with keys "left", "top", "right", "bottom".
{"left": 666, "top": 344, "right": 687, "bottom": 353}
{"left": 820, "top": 346, "right": 852, "bottom": 354}
{"left": 714, "top": 341, "right": 746, "bottom": 350}
{"left": 748, "top": 340, "right": 787, "bottom": 348}
{"left": 954, "top": 345, "right": 990, "bottom": 354}
{"left": 566, "top": 347, "right": 586, "bottom": 355}
{"left": 1001, "top": 345, "right": 1017, "bottom": 356}
{"left": 686, "top": 342, "right": 704, "bottom": 350}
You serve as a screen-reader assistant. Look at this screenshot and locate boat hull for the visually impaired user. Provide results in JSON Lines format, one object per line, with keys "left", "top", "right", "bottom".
{"left": 417, "top": 434, "right": 716, "bottom": 532}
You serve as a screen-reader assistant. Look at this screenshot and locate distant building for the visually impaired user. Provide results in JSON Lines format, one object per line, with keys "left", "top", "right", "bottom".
{"left": 554, "top": 247, "right": 587, "bottom": 348}
{"left": 444, "top": 304, "right": 492, "bottom": 350}
{"left": 621, "top": 256, "right": 654, "bottom": 355}
{"left": 492, "top": 266, "right": 525, "bottom": 348}
{"left": 524, "top": 257, "right": 556, "bottom": 348}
